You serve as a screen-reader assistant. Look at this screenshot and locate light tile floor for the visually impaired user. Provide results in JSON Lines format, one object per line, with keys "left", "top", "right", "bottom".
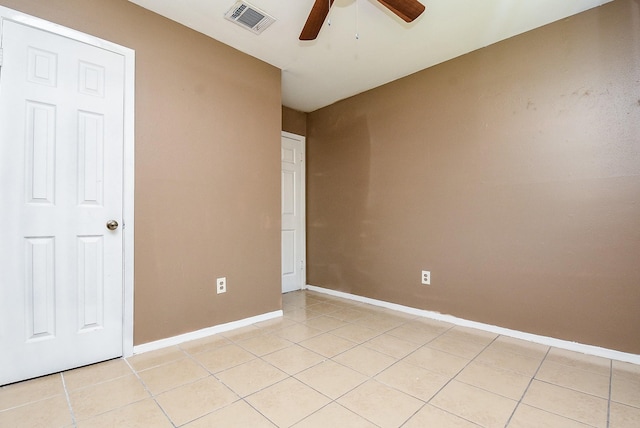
{"left": 1, "top": 290, "right": 639, "bottom": 427}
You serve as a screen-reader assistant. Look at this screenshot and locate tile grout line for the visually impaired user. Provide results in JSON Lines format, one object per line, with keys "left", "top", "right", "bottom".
{"left": 395, "top": 321, "right": 464, "bottom": 426}
{"left": 502, "top": 345, "right": 550, "bottom": 427}
{"left": 261, "top": 293, "right": 628, "bottom": 427}
{"left": 502, "top": 347, "right": 614, "bottom": 427}
{"left": 122, "top": 358, "right": 177, "bottom": 427}
{"left": 400, "top": 327, "right": 497, "bottom": 427}
{"left": 275, "top": 293, "right": 597, "bottom": 426}
{"left": 13, "top": 290, "right": 633, "bottom": 427}
{"left": 181, "top": 331, "right": 306, "bottom": 427}
{"left": 59, "top": 372, "right": 78, "bottom": 428}
{"left": 399, "top": 405, "right": 425, "bottom": 428}
{"left": 239, "top": 397, "right": 281, "bottom": 427}
{"left": 525, "top": 378, "right": 613, "bottom": 417}
{"left": 251, "top": 343, "right": 358, "bottom": 427}
{"left": 285, "top": 336, "right": 384, "bottom": 427}
{"left": 277, "top": 298, "right": 413, "bottom": 427}
{"left": 133, "top": 292, "right": 610, "bottom": 427}
{"left": 223, "top": 350, "right": 328, "bottom": 427}
{"left": 422, "top": 332, "right": 500, "bottom": 427}
{"left": 180, "top": 346, "right": 251, "bottom": 422}
{"left": 383, "top": 323, "right": 492, "bottom": 428}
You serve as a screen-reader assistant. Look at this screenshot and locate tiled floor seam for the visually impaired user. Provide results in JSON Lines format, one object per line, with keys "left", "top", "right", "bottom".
{"left": 508, "top": 349, "right": 612, "bottom": 428}
{"left": 285, "top": 401, "right": 343, "bottom": 428}
{"left": 533, "top": 377, "right": 613, "bottom": 401}
{"left": 122, "top": 357, "right": 176, "bottom": 427}
{"left": 189, "top": 344, "right": 259, "bottom": 377}
{"left": 0, "top": 380, "right": 60, "bottom": 413}
{"left": 264, "top": 328, "right": 402, "bottom": 426}
{"left": 200, "top": 337, "right": 351, "bottom": 425}
{"left": 513, "top": 401, "right": 602, "bottom": 428}
{"left": 21, "top": 296, "right": 640, "bottom": 428}
{"left": 401, "top": 403, "right": 483, "bottom": 428}
{"left": 175, "top": 398, "right": 246, "bottom": 428}
{"left": 503, "top": 346, "right": 550, "bottom": 427}
{"left": 181, "top": 346, "right": 265, "bottom": 412}
{"left": 399, "top": 404, "right": 426, "bottom": 428}
{"left": 238, "top": 397, "right": 279, "bottom": 427}
{"left": 60, "top": 372, "right": 77, "bottom": 428}
{"left": 412, "top": 329, "right": 498, "bottom": 402}
{"left": 237, "top": 373, "right": 338, "bottom": 427}
{"left": 302, "top": 296, "right": 494, "bottom": 426}
{"left": 294, "top": 359, "right": 368, "bottom": 399}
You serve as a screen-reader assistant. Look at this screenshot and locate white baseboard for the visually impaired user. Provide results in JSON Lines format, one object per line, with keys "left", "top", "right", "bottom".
{"left": 132, "top": 310, "right": 283, "bottom": 355}
{"left": 306, "top": 284, "right": 640, "bottom": 365}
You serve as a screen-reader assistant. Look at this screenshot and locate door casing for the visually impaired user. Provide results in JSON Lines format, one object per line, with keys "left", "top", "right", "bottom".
{"left": 0, "top": 6, "right": 136, "bottom": 357}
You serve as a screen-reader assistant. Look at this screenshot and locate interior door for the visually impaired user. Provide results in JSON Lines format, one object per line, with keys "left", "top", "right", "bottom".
{"left": 281, "top": 133, "right": 306, "bottom": 293}
{"left": 0, "top": 19, "right": 126, "bottom": 385}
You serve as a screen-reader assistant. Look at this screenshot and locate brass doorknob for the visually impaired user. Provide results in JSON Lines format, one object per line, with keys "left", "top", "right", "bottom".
{"left": 106, "top": 220, "right": 119, "bottom": 231}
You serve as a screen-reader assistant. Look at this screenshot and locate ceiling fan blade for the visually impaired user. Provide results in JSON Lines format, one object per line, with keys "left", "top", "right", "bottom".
{"left": 300, "top": 0, "right": 335, "bottom": 41}
{"left": 377, "top": 0, "right": 425, "bottom": 23}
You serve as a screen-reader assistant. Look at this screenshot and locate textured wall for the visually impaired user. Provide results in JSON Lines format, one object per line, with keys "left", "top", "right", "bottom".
{"left": 307, "top": 0, "right": 640, "bottom": 353}
{"left": 283, "top": 106, "right": 308, "bottom": 136}
{"left": 0, "top": 0, "right": 283, "bottom": 345}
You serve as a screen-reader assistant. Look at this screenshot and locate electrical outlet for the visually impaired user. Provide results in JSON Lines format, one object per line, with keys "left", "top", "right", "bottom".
{"left": 216, "top": 277, "right": 227, "bottom": 294}
{"left": 421, "top": 270, "right": 431, "bottom": 285}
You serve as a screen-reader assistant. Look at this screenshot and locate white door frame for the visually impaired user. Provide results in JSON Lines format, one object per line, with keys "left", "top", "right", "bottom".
{"left": 281, "top": 131, "right": 306, "bottom": 292}
{"left": 0, "top": 6, "right": 136, "bottom": 357}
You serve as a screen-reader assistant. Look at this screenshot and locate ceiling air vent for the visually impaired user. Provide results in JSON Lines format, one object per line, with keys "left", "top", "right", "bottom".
{"left": 224, "top": 1, "right": 276, "bottom": 35}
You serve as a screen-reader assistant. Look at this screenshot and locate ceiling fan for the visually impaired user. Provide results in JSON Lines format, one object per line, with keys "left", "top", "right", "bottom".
{"left": 300, "top": 0, "right": 426, "bottom": 40}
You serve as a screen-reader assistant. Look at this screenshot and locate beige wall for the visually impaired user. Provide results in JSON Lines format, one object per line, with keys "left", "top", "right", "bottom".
{"left": 0, "top": 0, "right": 283, "bottom": 345}
{"left": 282, "top": 106, "right": 308, "bottom": 136}
{"left": 307, "top": 0, "right": 640, "bottom": 354}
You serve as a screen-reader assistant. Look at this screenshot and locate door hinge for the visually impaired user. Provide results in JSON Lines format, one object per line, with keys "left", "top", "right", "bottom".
{"left": 300, "top": 260, "right": 304, "bottom": 270}
{"left": 0, "top": 48, "right": 3, "bottom": 67}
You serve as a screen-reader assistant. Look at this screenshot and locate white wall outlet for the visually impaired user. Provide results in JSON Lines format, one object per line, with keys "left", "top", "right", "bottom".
{"left": 421, "top": 270, "right": 431, "bottom": 285}
{"left": 216, "top": 277, "right": 227, "bottom": 294}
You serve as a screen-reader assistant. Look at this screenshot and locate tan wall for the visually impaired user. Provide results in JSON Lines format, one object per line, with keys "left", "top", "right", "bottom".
{"left": 307, "top": 0, "right": 640, "bottom": 354}
{"left": 282, "top": 106, "right": 307, "bottom": 136}
{"left": 0, "top": 0, "right": 283, "bottom": 344}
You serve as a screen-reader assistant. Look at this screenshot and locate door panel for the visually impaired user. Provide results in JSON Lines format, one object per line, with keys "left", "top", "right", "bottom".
{"left": 282, "top": 229, "right": 296, "bottom": 278}
{"left": 77, "top": 235, "right": 105, "bottom": 331}
{"left": 0, "top": 19, "right": 126, "bottom": 385}
{"left": 25, "top": 101, "right": 56, "bottom": 204}
{"left": 24, "top": 237, "right": 56, "bottom": 341}
{"left": 281, "top": 133, "right": 305, "bottom": 293}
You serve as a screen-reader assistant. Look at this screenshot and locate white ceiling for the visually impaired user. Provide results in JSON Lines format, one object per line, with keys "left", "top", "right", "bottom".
{"left": 128, "top": 0, "right": 611, "bottom": 112}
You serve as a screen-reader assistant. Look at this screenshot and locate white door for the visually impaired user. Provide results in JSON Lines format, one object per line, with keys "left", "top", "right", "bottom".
{"left": 0, "top": 19, "right": 126, "bottom": 385}
{"left": 281, "top": 132, "right": 306, "bottom": 293}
